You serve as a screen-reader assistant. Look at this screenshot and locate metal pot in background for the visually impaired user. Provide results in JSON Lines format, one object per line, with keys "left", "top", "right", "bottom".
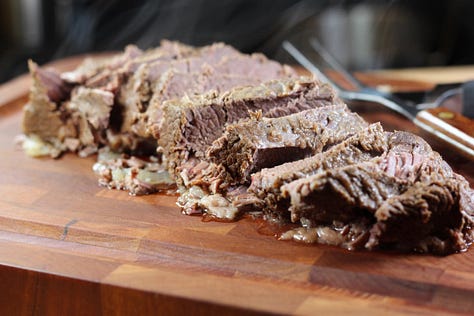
{"left": 1, "top": 0, "right": 43, "bottom": 49}
{"left": 1, "top": 0, "right": 474, "bottom": 83}
{"left": 0, "top": 0, "right": 58, "bottom": 82}
{"left": 276, "top": 2, "right": 450, "bottom": 71}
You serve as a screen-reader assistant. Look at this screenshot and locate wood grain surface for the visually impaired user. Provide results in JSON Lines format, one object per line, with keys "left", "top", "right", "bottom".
{"left": 1, "top": 58, "right": 474, "bottom": 315}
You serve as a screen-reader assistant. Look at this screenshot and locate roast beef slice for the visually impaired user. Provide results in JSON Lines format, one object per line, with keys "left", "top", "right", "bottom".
{"left": 248, "top": 123, "right": 387, "bottom": 216}
{"left": 281, "top": 131, "right": 443, "bottom": 222}
{"left": 156, "top": 77, "right": 343, "bottom": 176}
{"left": 279, "top": 130, "right": 474, "bottom": 254}
{"left": 367, "top": 177, "right": 471, "bottom": 254}
{"left": 121, "top": 67, "right": 270, "bottom": 140}
{"left": 61, "top": 45, "right": 143, "bottom": 85}
{"left": 24, "top": 41, "right": 299, "bottom": 158}
{"left": 207, "top": 104, "right": 368, "bottom": 184}
{"left": 22, "top": 61, "right": 77, "bottom": 157}
{"left": 118, "top": 48, "right": 298, "bottom": 140}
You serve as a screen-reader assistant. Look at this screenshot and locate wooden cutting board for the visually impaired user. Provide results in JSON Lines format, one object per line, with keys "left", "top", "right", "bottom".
{"left": 1, "top": 58, "right": 474, "bottom": 316}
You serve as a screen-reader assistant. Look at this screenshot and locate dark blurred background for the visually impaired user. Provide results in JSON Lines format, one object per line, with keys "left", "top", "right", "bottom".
{"left": 1, "top": 0, "right": 474, "bottom": 83}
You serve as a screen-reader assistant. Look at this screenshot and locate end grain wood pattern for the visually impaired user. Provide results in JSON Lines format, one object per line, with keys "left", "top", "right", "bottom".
{"left": 0, "top": 58, "right": 474, "bottom": 315}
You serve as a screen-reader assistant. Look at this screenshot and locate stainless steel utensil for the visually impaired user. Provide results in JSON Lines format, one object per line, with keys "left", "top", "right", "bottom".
{"left": 283, "top": 37, "right": 474, "bottom": 158}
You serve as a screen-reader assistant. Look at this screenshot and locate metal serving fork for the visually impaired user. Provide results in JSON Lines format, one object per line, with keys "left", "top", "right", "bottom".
{"left": 283, "top": 37, "right": 474, "bottom": 158}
